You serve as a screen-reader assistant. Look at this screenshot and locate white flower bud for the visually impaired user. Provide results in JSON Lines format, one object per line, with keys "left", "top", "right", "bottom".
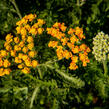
{"left": 92, "top": 31, "right": 109, "bottom": 62}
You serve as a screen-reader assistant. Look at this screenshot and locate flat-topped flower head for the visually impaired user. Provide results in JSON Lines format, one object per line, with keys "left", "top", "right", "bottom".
{"left": 0, "top": 14, "right": 44, "bottom": 76}
{"left": 47, "top": 22, "right": 90, "bottom": 70}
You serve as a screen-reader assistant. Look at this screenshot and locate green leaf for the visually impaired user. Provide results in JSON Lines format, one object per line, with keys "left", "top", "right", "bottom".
{"left": 13, "top": 87, "right": 28, "bottom": 95}
{"left": 55, "top": 69, "right": 85, "bottom": 88}
{"left": 30, "top": 86, "right": 40, "bottom": 109}
{"left": 57, "top": 8, "right": 64, "bottom": 12}
{"left": 0, "top": 88, "right": 10, "bottom": 94}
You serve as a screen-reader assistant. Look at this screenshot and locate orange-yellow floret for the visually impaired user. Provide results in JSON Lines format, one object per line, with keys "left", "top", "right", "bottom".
{"left": 18, "top": 53, "right": 24, "bottom": 59}
{"left": 60, "top": 23, "right": 67, "bottom": 32}
{"left": 28, "top": 51, "right": 36, "bottom": 58}
{"left": 5, "top": 45, "right": 12, "bottom": 51}
{"left": 11, "top": 50, "right": 16, "bottom": 57}
{"left": 27, "top": 43, "right": 34, "bottom": 50}
{"left": 72, "top": 46, "right": 79, "bottom": 54}
{"left": 16, "top": 26, "right": 21, "bottom": 34}
{"left": 69, "top": 62, "right": 78, "bottom": 70}
{"left": 18, "top": 64, "right": 24, "bottom": 69}
{"left": 56, "top": 46, "right": 64, "bottom": 60}
{"left": 0, "top": 68, "right": 4, "bottom": 76}
{"left": 14, "top": 45, "right": 21, "bottom": 51}
{"left": 19, "top": 41, "right": 25, "bottom": 48}
{"left": 61, "top": 37, "right": 69, "bottom": 46}
{"left": 22, "top": 55, "right": 29, "bottom": 61}
{"left": 3, "top": 59, "right": 11, "bottom": 68}
{"left": 27, "top": 36, "right": 34, "bottom": 43}
{"left": 21, "top": 27, "right": 27, "bottom": 36}
{"left": 15, "top": 57, "right": 22, "bottom": 64}
{"left": 68, "top": 28, "right": 75, "bottom": 35}
{"left": 63, "top": 50, "right": 72, "bottom": 59}
{"left": 48, "top": 41, "right": 58, "bottom": 48}
{"left": 22, "top": 67, "right": 30, "bottom": 74}
{"left": 37, "top": 28, "right": 44, "bottom": 34}
{"left": 0, "top": 50, "right": 8, "bottom": 57}
{"left": 0, "top": 59, "right": 3, "bottom": 67}
{"left": 37, "top": 19, "right": 45, "bottom": 25}
{"left": 32, "top": 60, "right": 38, "bottom": 68}
{"left": 24, "top": 24, "right": 31, "bottom": 31}
{"left": 25, "top": 60, "right": 32, "bottom": 67}
{"left": 70, "top": 35, "right": 78, "bottom": 44}
{"left": 22, "top": 46, "right": 28, "bottom": 53}
{"left": 4, "top": 68, "right": 11, "bottom": 75}
{"left": 29, "top": 27, "right": 37, "bottom": 35}
{"left": 14, "top": 37, "right": 20, "bottom": 44}
{"left": 5, "top": 34, "right": 13, "bottom": 42}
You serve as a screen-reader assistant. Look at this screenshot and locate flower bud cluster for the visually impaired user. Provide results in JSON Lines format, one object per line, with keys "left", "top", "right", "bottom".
{"left": 92, "top": 31, "right": 109, "bottom": 62}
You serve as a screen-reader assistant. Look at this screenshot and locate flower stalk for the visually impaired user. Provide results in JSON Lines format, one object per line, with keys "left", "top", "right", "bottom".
{"left": 103, "top": 60, "right": 108, "bottom": 76}
{"left": 77, "top": 0, "right": 80, "bottom": 6}
{"left": 10, "top": 0, "right": 22, "bottom": 19}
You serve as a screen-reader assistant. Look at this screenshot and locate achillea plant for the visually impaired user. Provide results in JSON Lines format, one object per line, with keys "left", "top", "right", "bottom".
{"left": 92, "top": 31, "right": 109, "bottom": 75}
{"left": 0, "top": 14, "right": 87, "bottom": 109}
{"left": 47, "top": 22, "right": 91, "bottom": 70}
{"left": 92, "top": 31, "right": 109, "bottom": 99}
{"left": 0, "top": 14, "right": 45, "bottom": 76}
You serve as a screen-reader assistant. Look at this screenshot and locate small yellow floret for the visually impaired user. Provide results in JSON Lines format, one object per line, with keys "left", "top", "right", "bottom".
{"left": 32, "top": 60, "right": 38, "bottom": 68}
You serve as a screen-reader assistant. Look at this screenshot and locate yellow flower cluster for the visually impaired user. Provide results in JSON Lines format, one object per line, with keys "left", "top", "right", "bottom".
{"left": 16, "top": 14, "right": 45, "bottom": 36}
{"left": 0, "top": 14, "right": 45, "bottom": 76}
{"left": 47, "top": 22, "right": 91, "bottom": 70}
{"left": 3, "top": 33, "right": 38, "bottom": 74}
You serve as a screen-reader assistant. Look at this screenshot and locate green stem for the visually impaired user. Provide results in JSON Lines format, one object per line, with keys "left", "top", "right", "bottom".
{"left": 30, "top": 86, "right": 40, "bottom": 109}
{"left": 10, "top": 0, "right": 22, "bottom": 19}
{"left": 77, "top": 0, "right": 80, "bottom": 6}
{"left": 103, "top": 60, "right": 108, "bottom": 76}
{"left": 37, "top": 59, "right": 61, "bottom": 67}
{"left": 37, "top": 67, "right": 43, "bottom": 79}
